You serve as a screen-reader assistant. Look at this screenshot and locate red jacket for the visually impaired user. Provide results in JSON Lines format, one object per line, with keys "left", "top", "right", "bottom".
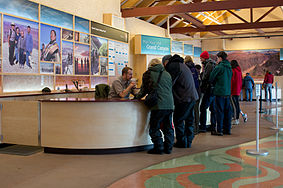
{"left": 231, "top": 66, "right": 242, "bottom": 96}
{"left": 264, "top": 72, "right": 274, "bottom": 84}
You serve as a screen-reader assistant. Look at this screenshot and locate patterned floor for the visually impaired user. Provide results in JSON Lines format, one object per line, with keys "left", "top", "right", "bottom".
{"left": 110, "top": 107, "right": 283, "bottom": 188}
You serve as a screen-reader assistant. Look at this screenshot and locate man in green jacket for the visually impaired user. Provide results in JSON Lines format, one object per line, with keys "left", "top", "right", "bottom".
{"left": 136, "top": 59, "right": 174, "bottom": 154}
{"left": 209, "top": 51, "right": 232, "bottom": 136}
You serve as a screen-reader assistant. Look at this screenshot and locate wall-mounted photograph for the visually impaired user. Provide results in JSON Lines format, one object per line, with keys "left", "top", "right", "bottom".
{"left": 74, "top": 43, "right": 89, "bottom": 75}
{"left": 55, "top": 63, "right": 61, "bottom": 74}
{"left": 91, "top": 36, "right": 108, "bottom": 75}
{"left": 75, "top": 32, "right": 80, "bottom": 42}
{"left": 62, "top": 41, "right": 73, "bottom": 75}
{"left": 99, "top": 57, "right": 108, "bottom": 76}
{"left": 209, "top": 49, "right": 283, "bottom": 77}
{"left": 3, "top": 15, "right": 39, "bottom": 73}
{"left": 75, "top": 16, "right": 89, "bottom": 33}
{"left": 0, "top": 0, "right": 39, "bottom": 21}
{"left": 40, "top": 24, "right": 61, "bottom": 63}
{"left": 0, "top": 14, "right": 2, "bottom": 58}
{"left": 40, "top": 62, "right": 54, "bottom": 74}
{"left": 91, "top": 76, "right": 108, "bottom": 88}
{"left": 62, "top": 29, "right": 73, "bottom": 41}
{"left": 80, "top": 33, "right": 90, "bottom": 44}
{"left": 41, "top": 5, "right": 73, "bottom": 30}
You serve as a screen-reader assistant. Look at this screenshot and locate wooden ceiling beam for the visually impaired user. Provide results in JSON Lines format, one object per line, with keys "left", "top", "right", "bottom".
{"left": 178, "top": 13, "right": 205, "bottom": 29}
{"left": 122, "top": 0, "right": 283, "bottom": 17}
{"left": 255, "top": 6, "right": 277, "bottom": 23}
{"left": 226, "top": 10, "right": 249, "bottom": 23}
{"left": 170, "top": 21, "right": 283, "bottom": 33}
{"left": 211, "top": 31, "right": 227, "bottom": 36}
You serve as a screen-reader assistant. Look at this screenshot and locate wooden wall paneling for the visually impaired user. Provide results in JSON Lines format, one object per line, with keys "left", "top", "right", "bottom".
{"left": 1, "top": 101, "right": 39, "bottom": 146}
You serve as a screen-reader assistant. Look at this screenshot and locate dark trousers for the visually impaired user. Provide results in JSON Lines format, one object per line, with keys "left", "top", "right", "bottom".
{"left": 215, "top": 96, "right": 232, "bottom": 134}
{"left": 19, "top": 48, "right": 25, "bottom": 65}
{"left": 173, "top": 101, "right": 195, "bottom": 147}
{"left": 193, "top": 98, "right": 200, "bottom": 134}
{"left": 199, "top": 93, "right": 216, "bottom": 131}
{"left": 231, "top": 95, "right": 240, "bottom": 119}
{"left": 9, "top": 41, "right": 15, "bottom": 65}
{"left": 149, "top": 110, "right": 174, "bottom": 151}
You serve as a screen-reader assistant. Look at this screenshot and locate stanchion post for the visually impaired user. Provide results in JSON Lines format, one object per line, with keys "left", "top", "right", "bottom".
{"left": 271, "top": 82, "right": 283, "bottom": 131}
{"left": 246, "top": 85, "right": 269, "bottom": 156}
{"left": 259, "top": 84, "right": 265, "bottom": 113}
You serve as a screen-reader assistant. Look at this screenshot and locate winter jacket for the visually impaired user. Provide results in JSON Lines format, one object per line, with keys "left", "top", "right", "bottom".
{"left": 209, "top": 59, "right": 232, "bottom": 96}
{"left": 136, "top": 64, "right": 174, "bottom": 110}
{"left": 264, "top": 72, "right": 274, "bottom": 84}
{"left": 165, "top": 55, "right": 199, "bottom": 104}
{"left": 185, "top": 61, "right": 199, "bottom": 91}
{"left": 231, "top": 66, "right": 242, "bottom": 96}
{"left": 243, "top": 75, "right": 254, "bottom": 90}
{"left": 200, "top": 58, "right": 216, "bottom": 93}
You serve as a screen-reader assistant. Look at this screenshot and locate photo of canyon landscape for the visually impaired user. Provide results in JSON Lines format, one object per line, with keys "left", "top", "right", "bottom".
{"left": 209, "top": 49, "right": 283, "bottom": 77}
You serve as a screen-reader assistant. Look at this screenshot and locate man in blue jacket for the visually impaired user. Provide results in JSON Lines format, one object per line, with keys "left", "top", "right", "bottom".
{"left": 243, "top": 73, "right": 254, "bottom": 102}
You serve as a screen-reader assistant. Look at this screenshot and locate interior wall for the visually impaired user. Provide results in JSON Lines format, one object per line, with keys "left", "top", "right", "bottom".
{"left": 31, "top": 0, "right": 121, "bottom": 23}
{"left": 125, "top": 18, "right": 167, "bottom": 68}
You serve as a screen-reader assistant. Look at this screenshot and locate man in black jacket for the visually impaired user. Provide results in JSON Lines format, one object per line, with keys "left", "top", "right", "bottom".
{"left": 164, "top": 54, "right": 199, "bottom": 148}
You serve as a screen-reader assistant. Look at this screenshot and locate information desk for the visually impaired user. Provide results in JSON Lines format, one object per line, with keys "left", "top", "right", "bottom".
{"left": 0, "top": 98, "right": 152, "bottom": 154}
{"left": 40, "top": 98, "right": 152, "bottom": 154}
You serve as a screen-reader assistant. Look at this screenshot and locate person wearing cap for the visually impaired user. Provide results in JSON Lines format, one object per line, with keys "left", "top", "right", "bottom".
{"left": 136, "top": 58, "right": 174, "bottom": 154}
{"left": 209, "top": 51, "right": 232, "bottom": 136}
{"left": 8, "top": 22, "right": 16, "bottom": 66}
{"left": 164, "top": 54, "right": 199, "bottom": 149}
{"left": 199, "top": 51, "right": 216, "bottom": 133}
{"left": 162, "top": 55, "right": 172, "bottom": 67}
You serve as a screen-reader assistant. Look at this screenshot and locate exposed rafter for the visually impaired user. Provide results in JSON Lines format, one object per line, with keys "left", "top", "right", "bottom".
{"left": 122, "top": 0, "right": 283, "bottom": 18}
{"left": 178, "top": 13, "right": 205, "bottom": 28}
{"left": 227, "top": 10, "right": 248, "bottom": 23}
{"left": 255, "top": 7, "right": 277, "bottom": 22}
{"left": 170, "top": 21, "right": 283, "bottom": 33}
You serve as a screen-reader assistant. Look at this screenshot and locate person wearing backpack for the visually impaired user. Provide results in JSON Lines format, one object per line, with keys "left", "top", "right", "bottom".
{"left": 136, "top": 58, "right": 174, "bottom": 154}
{"left": 199, "top": 51, "right": 216, "bottom": 133}
{"left": 164, "top": 54, "right": 199, "bottom": 149}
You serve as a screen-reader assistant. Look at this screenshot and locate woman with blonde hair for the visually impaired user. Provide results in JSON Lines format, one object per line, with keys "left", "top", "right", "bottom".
{"left": 136, "top": 58, "right": 174, "bottom": 154}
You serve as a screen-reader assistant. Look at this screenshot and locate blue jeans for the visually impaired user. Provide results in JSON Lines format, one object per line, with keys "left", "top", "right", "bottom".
{"left": 200, "top": 93, "right": 216, "bottom": 131}
{"left": 173, "top": 101, "right": 195, "bottom": 147}
{"left": 215, "top": 96, "right": 232, "bottom": 134}
{"left": 26, "top": 51, "right": 31, "bottom": 67}
{"left": 265, "top": 83, "right": 272, "bottom": 102}
{"left": 246, "top": 88, "right": 253, "bottom": 101}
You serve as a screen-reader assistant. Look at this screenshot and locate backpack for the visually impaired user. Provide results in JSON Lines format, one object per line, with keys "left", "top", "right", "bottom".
{"left": 143, "top": 70, "right": 163, "bottom": 108}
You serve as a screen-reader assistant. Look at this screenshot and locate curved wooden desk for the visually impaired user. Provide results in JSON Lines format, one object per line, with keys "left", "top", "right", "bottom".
{"left": 40, "top": 98, "right": 153, "bottom": 154}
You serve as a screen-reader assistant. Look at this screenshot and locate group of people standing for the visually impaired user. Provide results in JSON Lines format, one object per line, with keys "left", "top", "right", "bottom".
{"left": 108, "top": 50, "right": 275, "bottom": 155}
{"left": 8, "top": 22, "right": 33, "bottom": 69}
